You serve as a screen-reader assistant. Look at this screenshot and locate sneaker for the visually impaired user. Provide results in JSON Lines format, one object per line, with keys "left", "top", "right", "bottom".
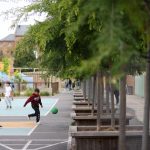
{"left": 27, "top": 115, "right": 30, "bottom": 120}
{"left": 36, "top": 121, "right": 40, "bottom": 125}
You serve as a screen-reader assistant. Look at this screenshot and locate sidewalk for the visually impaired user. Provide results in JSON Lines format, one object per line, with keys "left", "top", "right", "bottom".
{"left": 127, "top": 95, "right": 144, "bottom": 124}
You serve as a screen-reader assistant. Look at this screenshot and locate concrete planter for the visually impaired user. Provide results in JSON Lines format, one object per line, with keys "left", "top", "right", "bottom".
{"left": 71, "top": 112, "right": 133, "bottom": 126}
{"left": 68, "top": 125, "right": 145, "bottom": 150}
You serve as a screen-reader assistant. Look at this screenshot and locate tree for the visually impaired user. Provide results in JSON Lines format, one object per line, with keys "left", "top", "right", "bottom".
{"left": 2, "top": 57, "right": 10, "bottom": 75}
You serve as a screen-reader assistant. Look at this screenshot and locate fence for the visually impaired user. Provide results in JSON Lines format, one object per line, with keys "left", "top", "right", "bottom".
{"left": 0, "top": 81, "right": 59, "bottom": 96}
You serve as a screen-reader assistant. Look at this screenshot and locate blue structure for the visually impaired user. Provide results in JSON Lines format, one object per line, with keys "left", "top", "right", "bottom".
{"left": 0, "top": 72, "right": 11, "bottom": 82}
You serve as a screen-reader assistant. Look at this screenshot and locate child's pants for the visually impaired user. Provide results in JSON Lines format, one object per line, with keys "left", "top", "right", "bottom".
{"left": 5, "top": 97, "right": 12, "bottom": 107}
{"left": 29, "top": 105, "right": 40, "bottom": 122}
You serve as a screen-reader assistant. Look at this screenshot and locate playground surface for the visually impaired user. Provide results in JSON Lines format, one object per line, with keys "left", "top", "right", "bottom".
{"left": 0, "top": 92, "right": 144, "bottom": 150}
{"left": 0, "top": 93, "right": 72, "bottom": 150}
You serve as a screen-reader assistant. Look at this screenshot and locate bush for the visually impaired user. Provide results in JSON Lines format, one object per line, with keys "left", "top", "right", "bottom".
{"left": 14, "top": 91, "right": 20, "bottom": 96}
{"left": 23, "top": 89, "right": 50, "bottom": 96}
{"left": 24, "top": 88, "right": 34, "bottom": 96}
{"left": 40, "top": 91, "right": 50, "bottom": 96}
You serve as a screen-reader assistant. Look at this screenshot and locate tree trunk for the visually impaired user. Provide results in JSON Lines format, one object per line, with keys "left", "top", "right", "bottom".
{"left": 102, "top": 75, "right": 104, "bottom": 106}
{"left": 91, "top": 75, "right": 96, "bottom": 115}
{"left": 18, "top": 82, "right": 21, "bottom": 95}
{"left": 100, "top": 73, "right": 104, "bottom": 115}
{"left": 97, "top": 72, "right": 102, "bottom": 130}
{"left": 106, "top": 74, "right": 110, "bottom": 114}
{"left": 83, "top": 80, "right": 86, "bottom": 101}
{"left": 88, "top": 78, "right": 92, "bottom": 106}
{"left": 142, "top": 49, "right": 150, "bottom": 150}
{"left": 119, "top": 75, "right": 126, "bottom": 150}
{"left": 111, "top": 83, "right": 115, "bottom": 128}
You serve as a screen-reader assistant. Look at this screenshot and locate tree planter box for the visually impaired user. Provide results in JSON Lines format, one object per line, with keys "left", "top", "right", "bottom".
{"left": 73, "top": 101, "right": 93, "bottom": 106}
{"left": 71, "top": 112, "right": 133, "bottom": 126}
{"left": 73, "top": 94, "right": 84, "bottom": 97}
{"left": 73, "top": 92, "right": 83, "bottom": 97}
{"left": 72, "top": 105, "right": 97, "bottom": 113}
{"left": 74, "top": 97, "right": 88, "bottom": 101}
{"left": 72, "top": 105, "right": 113, "bottom": 114}
{"left": 68, "top": 125, "right": 145, "bottom": 150}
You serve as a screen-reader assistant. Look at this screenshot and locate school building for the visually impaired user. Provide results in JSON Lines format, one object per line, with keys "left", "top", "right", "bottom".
{"left": 0, "top": 25, "right": 29, "bottom": 68}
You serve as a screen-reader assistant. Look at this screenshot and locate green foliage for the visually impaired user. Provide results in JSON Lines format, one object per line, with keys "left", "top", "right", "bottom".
{"left": 2, "top": 57, "right": 10, "bottom": 75}
{"left": 13, "top": 71, "right": 23, "bottom": 82}
{"left": 14, "top": 91, "right": 20, "bottom": 96}
{"left": 11, "top": 0, "right": 150, "bottom": 79}
{"left": 14, "top": 35, "right": 36, "bottom": 67}
{"left": 24, "top": 88, "right": 33, "bottom": 96}
{"left": 40, "top": 91, "right": 50, "bottom": 96}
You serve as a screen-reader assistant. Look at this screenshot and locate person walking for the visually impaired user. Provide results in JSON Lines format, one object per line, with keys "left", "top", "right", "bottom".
{"left": 23, "top": 88, "right": 43, "bottom": 123}
{"left": 4, "top": 81, "right": 13, "bottom": 109}
{"left": 113, "top": 80, "right": 120, "bottom": 105}
{"left": 68, "top": 79, "right": 72, "bottom": 90}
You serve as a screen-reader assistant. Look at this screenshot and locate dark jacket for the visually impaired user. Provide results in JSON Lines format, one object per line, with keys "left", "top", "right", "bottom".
{"left": 24, "top": 93, "right": 42, "bottom": 107}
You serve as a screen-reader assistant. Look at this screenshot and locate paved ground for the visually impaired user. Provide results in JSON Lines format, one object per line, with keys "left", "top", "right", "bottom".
{"left": 0, "top": 92, "right": 73, "bottom": 150}
{"left": 0, "top": 91, "right": 145, "bottom": 150}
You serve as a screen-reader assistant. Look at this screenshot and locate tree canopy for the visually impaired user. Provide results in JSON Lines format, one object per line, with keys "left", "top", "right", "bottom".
{"left": 12, "top": 0, "right": 150, "bottom": 79}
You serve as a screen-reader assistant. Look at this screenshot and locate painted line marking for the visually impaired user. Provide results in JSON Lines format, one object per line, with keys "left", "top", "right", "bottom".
{"left": 22, "top": 140, "right": 32, "bottom": 150}
{"left": 44, "top": 98, "right": 59, "bottom": 116}
{"left": 27, "top": 123, "right": 39, "bottom": 136}
{"left": 0, "top": 143, "right": 14, "bottom": 150}
{"left": 35, "top": 140, "right": 69, "bottom": 150}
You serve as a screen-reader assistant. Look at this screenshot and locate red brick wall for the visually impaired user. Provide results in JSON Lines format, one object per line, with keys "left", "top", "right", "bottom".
{"left": 126, "top": 75, "right": 135, "bottom": 94}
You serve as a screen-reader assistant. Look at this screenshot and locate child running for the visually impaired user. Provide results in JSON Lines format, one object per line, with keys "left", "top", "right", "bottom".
{"left": 4, "top": 81, "right": 13, "bottom": 109}
{"left": 23, "top": 88, "right": 43, "bottom": 123}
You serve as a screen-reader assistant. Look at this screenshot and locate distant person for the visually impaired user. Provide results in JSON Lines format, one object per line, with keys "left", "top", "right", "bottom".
{"left": 68, "top": 79, "right": 72, "bottom": 90}
{"left": 65, "top": 80, "right": 68, "bottom": 89}
{"left": 113, "top": 80, "right": 119, "bottom": 105}
{"left": 4, "top": 81, "right": 13, "bottom": 109}
{"left": 23, "top": 88, "right": 43, "bottom": 123}
{"left": 72, "top": 81, "right": 75, "bottom": 90}
{"left": 11, "top": 83, "right": 15, "bottom": 91}
{"left": 76, "top": 79, "right": 81, "bottom": 89}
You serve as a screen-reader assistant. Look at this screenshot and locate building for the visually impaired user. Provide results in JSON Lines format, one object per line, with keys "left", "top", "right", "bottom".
{"left": 0, "top": 25, "right": 29, "bottom": 66}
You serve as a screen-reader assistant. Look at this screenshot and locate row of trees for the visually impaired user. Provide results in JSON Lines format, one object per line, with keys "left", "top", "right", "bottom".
{"left": 11, "top": 0, "right": 150, "bottom": 150}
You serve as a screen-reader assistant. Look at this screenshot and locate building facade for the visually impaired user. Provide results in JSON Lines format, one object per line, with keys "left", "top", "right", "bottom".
{"left": 0, "top": 25, "right": 29, "bottom": 67}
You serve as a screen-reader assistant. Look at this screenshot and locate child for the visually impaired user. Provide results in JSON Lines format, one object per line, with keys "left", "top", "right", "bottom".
{"left": 23, "top": 88, "right": 43, "bottom": 123}
{"left": 4, "top": 81, "right": 13, "bottom": 109}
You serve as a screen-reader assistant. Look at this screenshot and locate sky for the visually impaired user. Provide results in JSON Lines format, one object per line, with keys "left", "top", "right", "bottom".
{"left": 0, "top": 0, "right": 45, "bottom": 39}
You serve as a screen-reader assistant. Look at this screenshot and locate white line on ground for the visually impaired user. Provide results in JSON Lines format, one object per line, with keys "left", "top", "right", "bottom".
{"left": 22, "top": 140, "right": 32, "bottom": 150}
{"left": 0, "top": 143, "right": 14, "bottom": 150}
{"left": 35, "top": 140, "right": 69, "bottom": 150}
{"left": 45, "top": 98, "right": 59, "bottom": 116}
{"left": 27, "top": 123, "right": 39, "bottom": 136}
